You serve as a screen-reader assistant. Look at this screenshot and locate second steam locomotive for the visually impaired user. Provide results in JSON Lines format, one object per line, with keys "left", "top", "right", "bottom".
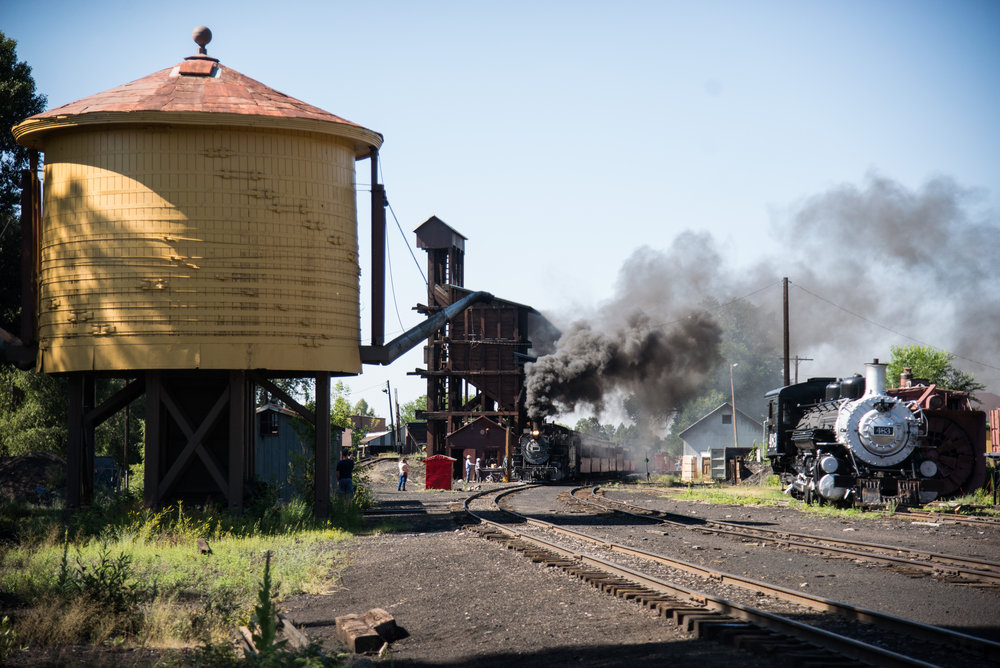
{"left": 765, "top": 359, "right": 986, "bottom": 506}
{"left": 514, "top": 424, "right": 633, "bottom": 482}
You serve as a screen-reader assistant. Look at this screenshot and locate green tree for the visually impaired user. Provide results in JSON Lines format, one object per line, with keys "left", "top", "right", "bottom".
{"left": 256, "top": 377, "right": 312, "bottom": 407}
{"left": 331, "top": 381, "right": 353, "bottom": 432}
{"left": 93, "top": 378, "right": 144, "bottom": 470}
{"left": 353, "top": 398, "right": 375, "bottom": 418}
{"left": 658, "top": 296, "right": 781, "bottom": 456}
{"left": 574, "top": 416, "right": 613, "bottom": 440}
{"left": 886, "top": 344, "right": 985, "bottom": 395}
{"left": 612, "top": 422, "right": 638, "bottom": 444}
{"left": 0, "top": 35, "right": 54, "bottom": 458}
{"left": 399, "top": 395, "right": 426, "bottom": 425}
{"left": 1, "top": 32, "right": 46, "bottom": 327}
{"left": 0, "top": 366, "right": 66, "bottom": 456}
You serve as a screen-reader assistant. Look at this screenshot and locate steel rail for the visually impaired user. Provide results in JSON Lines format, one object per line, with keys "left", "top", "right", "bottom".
{"left": 579, "top": 487, "right": 1000, "bottom": 583}
{"left": 471, "top": 485, "right": 1000, "bottom": 664}
{"left": 464, "top": 489, "right": 943, "bottom": 668}
{"left": 894, "top": 509, "right": 1000, "bottom": 528}
{"left": 465, "top": 489, "right": 935, "bottom": 667}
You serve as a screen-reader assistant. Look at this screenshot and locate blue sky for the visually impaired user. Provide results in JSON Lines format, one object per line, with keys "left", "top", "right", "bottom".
{"left": 6, "top": 1, "right": 999, "bottom": 418}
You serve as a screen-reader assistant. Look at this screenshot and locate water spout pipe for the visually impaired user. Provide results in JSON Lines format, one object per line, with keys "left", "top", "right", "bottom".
{"left": 360, "top": 290, "right": 494, "bottom": 366}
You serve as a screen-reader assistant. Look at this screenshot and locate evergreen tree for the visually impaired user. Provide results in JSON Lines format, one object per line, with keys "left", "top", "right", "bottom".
{"left": 0, "top": 33, "right": 54, "bottom": 457}
{"left": 1, "top": 31, "right": 46, "bottom": 327}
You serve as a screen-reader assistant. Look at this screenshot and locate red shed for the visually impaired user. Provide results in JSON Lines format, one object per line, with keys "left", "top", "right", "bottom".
{"left": 424, "top": 454, "right": 457, "bottom": 490}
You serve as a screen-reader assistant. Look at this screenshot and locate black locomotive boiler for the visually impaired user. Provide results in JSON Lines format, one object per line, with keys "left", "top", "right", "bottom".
{"left": 514, "top": 424, "right": 633, "bottom": 482}
{"left": 765, "top": 359, "right": 986, "bottom": 506}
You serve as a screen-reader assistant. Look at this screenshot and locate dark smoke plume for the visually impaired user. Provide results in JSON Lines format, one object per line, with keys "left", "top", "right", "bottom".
{"left": 526, "top": 172, "right": 1000, "bottom": 424}
{"left": 525, "top": 310, "right": 721, "bottom": 420}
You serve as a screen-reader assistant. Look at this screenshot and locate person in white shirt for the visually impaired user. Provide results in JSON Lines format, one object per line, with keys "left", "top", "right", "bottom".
{"left": 397, "top": 458, "right": 409, "bottom": 491}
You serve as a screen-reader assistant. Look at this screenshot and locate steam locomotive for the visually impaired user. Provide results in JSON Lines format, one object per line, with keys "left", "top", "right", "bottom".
{"left": 765, "top": 359, "right": 986, "bottom": 506}
{"left": 514, "top": 424, "right": 633, "bottom": 482}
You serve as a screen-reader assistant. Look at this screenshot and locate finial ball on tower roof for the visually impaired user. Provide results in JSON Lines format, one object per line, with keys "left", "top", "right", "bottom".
{"left": 193, "top": 26, "right": 212, "bottom": 54}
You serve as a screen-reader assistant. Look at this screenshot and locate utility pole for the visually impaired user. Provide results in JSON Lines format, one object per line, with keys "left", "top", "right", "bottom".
{"left": 782, "top": 277, "right": 790, "bottom": 386}
{"left": 394, "top": 387, "right": 402, "bottom": 453}
{"left": 383, "top": 381, "right": 396, "bottom": 450}
{"left": 776, "top": 354, "right": 814, "bottom": 384}
{"left": 730, "top": 363, "right": 739, "bottom": 449}
{"left": 792, "top": 355, "right": 813, "bottom": 383}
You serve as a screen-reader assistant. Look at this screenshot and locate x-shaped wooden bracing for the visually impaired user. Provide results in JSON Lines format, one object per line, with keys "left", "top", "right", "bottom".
{"left": 156, "top": 385, "right": 230, "bottom": 497}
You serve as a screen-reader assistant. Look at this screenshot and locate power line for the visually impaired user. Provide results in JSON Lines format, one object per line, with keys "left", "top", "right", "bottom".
{"left": 387, "top": 201, "right": 428, "bottom": 286}
{"left": 650, "top": 279, "right": 783, "bottom": 329}
{"left": 374, "top": 160, "right": 428, "bottom": 286}
{"left": 384, "top": 221, "right": 406, "bottom": 331}
{"left": 789, "top": 280, "right": 1000, "bottom": 374}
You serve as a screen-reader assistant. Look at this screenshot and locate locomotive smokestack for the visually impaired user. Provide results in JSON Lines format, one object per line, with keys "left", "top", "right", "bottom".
{"left": 864, "top": 359, "right": 887, "bottom": 396}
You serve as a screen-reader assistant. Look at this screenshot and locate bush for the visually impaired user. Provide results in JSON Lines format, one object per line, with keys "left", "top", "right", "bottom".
{"left": 55, "top": 538, "right": 148, "bottom": 640}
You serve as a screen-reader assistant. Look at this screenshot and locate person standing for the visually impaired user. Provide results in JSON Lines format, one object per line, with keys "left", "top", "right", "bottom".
{"left": 397, "top": 457, "right": 409, "bottom": 491}
{"left": 464, "top": 454, "right": 473, "bottom": 483}
{"left": 475, "top": 457, "right": 482, "bottom": 483}
{"left": 336, "top": 449, "right": 354, "bottom": 497}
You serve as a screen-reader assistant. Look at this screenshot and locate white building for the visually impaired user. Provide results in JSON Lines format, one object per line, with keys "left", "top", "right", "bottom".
{"left": 678, "top": 402, "right": 762, "bottom": 480}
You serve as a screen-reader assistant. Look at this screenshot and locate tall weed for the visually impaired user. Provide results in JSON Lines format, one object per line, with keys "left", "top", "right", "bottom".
{"left": 0, "top": 615, "right": 25, "bottom": 661}
{"left": 0, "top": 479, "right": 363, "bottom": 651}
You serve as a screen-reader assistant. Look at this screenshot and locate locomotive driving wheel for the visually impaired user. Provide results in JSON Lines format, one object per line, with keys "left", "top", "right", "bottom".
{"left": 924, "top": 415, "right": 985, "bottom": 497}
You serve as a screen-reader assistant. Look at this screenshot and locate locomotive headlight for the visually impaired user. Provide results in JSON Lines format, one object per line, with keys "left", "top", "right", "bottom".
{"left": 819, "top": 455, "right": 839, "bottom": 473}
{"left": 919, "top": 460, "right": 938, "bottom": 477}
{"left": 817, "top": 474, "right": 849, "bottom": 501}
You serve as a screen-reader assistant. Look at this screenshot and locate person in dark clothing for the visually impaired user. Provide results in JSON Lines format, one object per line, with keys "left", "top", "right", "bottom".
{"left": 336, "top": 450, "right": 354, "bottom": 497}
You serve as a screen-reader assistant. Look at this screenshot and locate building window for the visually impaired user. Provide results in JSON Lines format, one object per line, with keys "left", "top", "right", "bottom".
{"left": 261, "top": 411, "right": 279, "bottom": 437}
{"left": 721, "top": 414, "right": 732, "bottom": 425}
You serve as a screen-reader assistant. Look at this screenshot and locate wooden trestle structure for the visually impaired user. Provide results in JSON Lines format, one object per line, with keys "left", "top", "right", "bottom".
{"left": 66, "top": 372, "right": 336, "bottom": 515}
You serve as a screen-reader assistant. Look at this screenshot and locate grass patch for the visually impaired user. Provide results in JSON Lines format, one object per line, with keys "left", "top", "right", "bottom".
{"left": 668, "top": 484, "right": 790, "bottom": 507}
{"left": 659, "top": 481, "right": 900, "bottom": 520}
{"left": 922, "top": 487, "right": 1000, "bottom": 515}
{"left": 0, "top": 486, "right": 367, "bottom": 658}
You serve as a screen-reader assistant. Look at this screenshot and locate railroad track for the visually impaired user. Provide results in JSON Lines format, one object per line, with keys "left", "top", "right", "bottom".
{"left": 574, "top": 487, "right": 1000, "bottom": 587}
{"left": 465, "top": 485, "right": 1000, "bottom": 667}
{"left": 893, "top": 509, "right": 1000, "bottom": 528}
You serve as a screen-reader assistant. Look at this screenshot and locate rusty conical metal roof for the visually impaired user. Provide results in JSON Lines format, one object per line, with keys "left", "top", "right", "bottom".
{"left": 13, "top": 27, "right": 381, "bottom": 157}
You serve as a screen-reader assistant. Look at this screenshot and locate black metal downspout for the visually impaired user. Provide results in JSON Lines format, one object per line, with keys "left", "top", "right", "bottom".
{"left": 360, "top": 290, "right": 494, "bottom": 366}
{"left": 370, "top": 147, "right": 386, "bottom": 348}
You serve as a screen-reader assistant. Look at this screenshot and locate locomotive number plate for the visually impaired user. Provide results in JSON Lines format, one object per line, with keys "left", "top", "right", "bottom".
{"left": 873, "top": 426, "right": 894, "bottom": 435}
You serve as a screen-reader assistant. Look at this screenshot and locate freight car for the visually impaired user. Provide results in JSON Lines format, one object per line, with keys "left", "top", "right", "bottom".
{"left": 765, "top": 359, "right": 986, "bottom": 506}
{"left": 514, "top": 424, "right": 633, "bottom": 482}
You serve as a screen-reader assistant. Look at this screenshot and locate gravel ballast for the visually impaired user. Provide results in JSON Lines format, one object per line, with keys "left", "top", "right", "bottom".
{"left": 283, "top": 460, "right": 774, "bottom": 667}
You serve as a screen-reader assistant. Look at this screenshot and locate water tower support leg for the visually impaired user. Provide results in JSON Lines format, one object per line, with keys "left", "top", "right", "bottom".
{"left": 228, "top": 371, "right": 248, "bottom": 512}
{"left": 314, "top": 372, "right": 331, "bottom": 517}
{"left": 66, "top": 376, "right": 83, "bottom": 507}
{"left": 66, "top": 374, "right": 97, "bottom": 508}
{"left": 144, "top": 371, "right": 162, "bottom": 507}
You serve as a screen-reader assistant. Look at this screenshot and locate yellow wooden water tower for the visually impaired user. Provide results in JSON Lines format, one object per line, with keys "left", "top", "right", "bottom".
{"left": 12, "top": 28, "right": 386, "bottom": 512}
